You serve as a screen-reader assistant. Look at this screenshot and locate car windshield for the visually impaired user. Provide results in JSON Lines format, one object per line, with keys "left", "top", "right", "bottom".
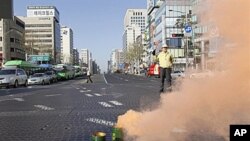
{"left": 0, "top": 70, "right": 16, "bottom": 75}
{"left": 31, "top": 74, "right": 44, "bottom": 77}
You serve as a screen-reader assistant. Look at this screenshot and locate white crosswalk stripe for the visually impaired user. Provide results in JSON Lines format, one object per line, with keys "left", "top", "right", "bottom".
{"left": 109, "top": 101, "right": 123, "bottom": 106}
{"left": 94, "top": 93, "right": 102, "bottom": 96}
{"left": 85, "top": 94, "right": 93, "bottom": 97}
{"left": 98, "top": 102, "right": 113, "bottom": 107}
{"left": 34, "top": 105, "right": 54, "bottom": 111}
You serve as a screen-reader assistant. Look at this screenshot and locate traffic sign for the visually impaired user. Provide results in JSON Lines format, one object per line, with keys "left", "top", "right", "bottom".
{"left": 184, "top": 25, "right": 192, "bottom": 33}
{"left": 184, "top": 24, "right": 192, "bottom": 37}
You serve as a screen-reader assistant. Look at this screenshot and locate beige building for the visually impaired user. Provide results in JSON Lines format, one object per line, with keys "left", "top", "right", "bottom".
{"left": 18, "top": 6, "right": 61, "bottom": 64}
{"left": 0, "top": 17, "right": 26, "bottom": 67}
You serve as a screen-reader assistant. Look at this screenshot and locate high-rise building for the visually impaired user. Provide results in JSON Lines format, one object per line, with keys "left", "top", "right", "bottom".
{"left": 89, "top": 52, "right": 93, "bottom": 74}
{"left": 123, "top": 9, "right": 147, "bottom": 52}
{"left": 73, "top": 48, "right": 79, "bottom": 65}
{"left": 123, "top": 25, "right": 142, "bottom": 52}
{"left": 124, "top": 9, "right": 147, "bottom": 33}
{"left": 146, "top": 0, "right": 163, "bottom": 65}
{"left": 92, "top": 60, "right": 100, "bottom": 74}
{"left": 151, "top": 0, "right": 192, "bottom": 71}
{"left": 18, "top": 6, "right": 61, "bottom": 64}
{"left": 110, "top": 49, "right": 124, "bottom": 72}
{"left": 0, "top": 0, "right": 26, "bottom": 67}
{"left": 61, "top": 26, "right": 73, "bottom": 64}
{"left": 0, "top": 0, "right": 13, "bottom": 19}
{"left": 107, "top": 60, "right": 111, "bottom": 73}
{"left": 0, "top": 17, "right": 26, "bottom": 67}
{"left": 191, "top": 0, "right": 219, "bottom": 70}
{"left": 79, "top": 49, "right": 89, "bottom": 67}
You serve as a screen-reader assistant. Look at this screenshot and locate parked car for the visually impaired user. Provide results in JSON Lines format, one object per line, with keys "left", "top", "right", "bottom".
{"left": 0, "top": 68, "right": 28, "bottom": 88}
{"left": 147, "top": 63, "right": 160, "bottom": 78}
{"left": 28, "top": 73, "right": 51, "bottom": 85}
{"left": 189, "top": 70, "right": 214, "bottom": 79}
{"left": 45, "top": 71, "right": 57, "bottom": 83}
{"left": 171, "top": 70, "right": 185, "bottom": 79}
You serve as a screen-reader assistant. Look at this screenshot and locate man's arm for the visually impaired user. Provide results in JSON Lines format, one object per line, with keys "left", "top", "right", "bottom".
{"left": 170, "top": 55, "right": 173, "bottom": 64}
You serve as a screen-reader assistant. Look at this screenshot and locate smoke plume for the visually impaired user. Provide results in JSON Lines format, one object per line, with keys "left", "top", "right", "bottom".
{"left": 117, "top": 0, "right": 250, "bottom": 140}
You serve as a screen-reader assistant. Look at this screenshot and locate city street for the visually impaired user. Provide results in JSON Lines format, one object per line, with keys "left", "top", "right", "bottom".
{"left": 0, "top": 74, "right": 162, "bottom": 140}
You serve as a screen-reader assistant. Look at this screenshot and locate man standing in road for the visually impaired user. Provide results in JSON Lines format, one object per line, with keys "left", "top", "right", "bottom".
{"left": 86, "top": 69, "right": 93, "bottom": 83}
{"left": 153, "top": 45, "right": 173, "bottom": 92}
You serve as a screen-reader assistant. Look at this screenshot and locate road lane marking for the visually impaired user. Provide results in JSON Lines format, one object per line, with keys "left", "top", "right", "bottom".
{"left": 109, "top": 101, "right": 123, "bottom": 106}
{"left": 98, "top": 102, "right": 113, "bottom": 107}
{"left": 85, "top": 94, "right": 93, "bottom": 97}
{"left": 94, "top": 93, "right": 102, "bottom": 96}
{"left": 45, "top": 94, "right": 62, "bottom": 97}
{"left": 87, "top": 90, "right": 91, "bottom": 92}
{"left": 82, "top": 87, "right": 87, "bottom": 89}
{"left": 34, "top": 105, "right": 54, "bottom": 111}
{"left": 76, "top": 88, "right": 80, "bottom": 90}
{"left": 125, "top": 79, "right": 129, "bottom": 81}
{"left": 103, "top": 74, "right": 108, "bottom": 84}
{"left": 86, "top": 118, "right": 115, "bottom": 127}
{"left": 13, "top": 98, "right": 24, "bottom": 102}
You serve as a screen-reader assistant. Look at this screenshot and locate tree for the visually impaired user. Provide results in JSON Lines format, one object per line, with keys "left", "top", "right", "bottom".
{"left": 124, "top": 42, "right": 144, "bottom": 73}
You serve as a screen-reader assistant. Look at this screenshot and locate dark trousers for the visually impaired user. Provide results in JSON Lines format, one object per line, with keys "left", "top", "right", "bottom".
{"left": 87, "top": 75, "right": 93, "bottom": 83}
{"left": 160, "top": 67, "right": 172, "bottom": 91}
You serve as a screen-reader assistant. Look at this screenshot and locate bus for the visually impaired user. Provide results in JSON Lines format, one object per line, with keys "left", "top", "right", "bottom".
{"left": 3, "top": 60, "right": 39, "bottom": 76}
{"left": 73, "top": 66, "right": 84, "bottom": 77}
{"left": 53, "top": 64, "right": 75, "bottom": 80}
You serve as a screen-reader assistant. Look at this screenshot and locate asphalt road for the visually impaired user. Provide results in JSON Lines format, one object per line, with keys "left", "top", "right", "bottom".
{"left": 0, "top": 74, "right": 162, "bottom": 141}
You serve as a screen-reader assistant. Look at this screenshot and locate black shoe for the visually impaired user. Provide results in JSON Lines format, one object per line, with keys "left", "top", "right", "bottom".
{"left": 159, "top": 89, "right": 164, "bottom": 93}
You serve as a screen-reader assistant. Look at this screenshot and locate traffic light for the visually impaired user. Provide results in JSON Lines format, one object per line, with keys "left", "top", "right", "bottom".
{"left": 172, "top": 34, "right": 184, "bottom": 37}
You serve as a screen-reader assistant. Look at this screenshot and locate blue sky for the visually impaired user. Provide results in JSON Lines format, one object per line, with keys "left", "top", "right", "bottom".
{"left": 14, "top": 0, "right": 146, "bottom": 72}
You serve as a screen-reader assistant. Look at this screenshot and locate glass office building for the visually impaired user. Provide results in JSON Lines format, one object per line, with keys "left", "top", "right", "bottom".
{"left": 154, "top": 0, "right": 192, "bottom": 70}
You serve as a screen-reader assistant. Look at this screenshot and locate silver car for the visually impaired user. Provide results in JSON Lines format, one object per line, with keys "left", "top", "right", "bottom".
{"left": 171, "top": 70, "right": 185, "bottom": 79}
{"left": 28, "top": 73, "right": 51, "bottom": 85}
{"left": 0, "top": 68, "right": 28, "bottom": 88}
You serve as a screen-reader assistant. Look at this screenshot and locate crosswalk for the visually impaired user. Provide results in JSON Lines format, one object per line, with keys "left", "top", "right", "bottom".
{"left": 76, "top": 87, "right": 123, "bottom": 108}
{"left": 84, "top": 93, "right": 102, "bottom": 97}
{"left": 98, "top": 101, "right": 123, "bottom": 108}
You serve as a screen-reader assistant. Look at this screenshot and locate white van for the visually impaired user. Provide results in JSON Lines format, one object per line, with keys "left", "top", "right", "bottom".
{"left": 0, "top": 68, "right": 28, "bottom": 88}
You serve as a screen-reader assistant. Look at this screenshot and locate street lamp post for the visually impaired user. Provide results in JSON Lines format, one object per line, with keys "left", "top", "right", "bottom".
{"left": 169, "top": 9, "right": 191, "bottom": 69}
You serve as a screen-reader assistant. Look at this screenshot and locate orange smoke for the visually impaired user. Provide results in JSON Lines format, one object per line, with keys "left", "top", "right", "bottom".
{"left": 117, "top": 0, "right": 250, "bottom": 140}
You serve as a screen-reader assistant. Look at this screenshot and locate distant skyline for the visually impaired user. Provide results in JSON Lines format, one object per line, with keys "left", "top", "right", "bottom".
{"left": 13, "top": 0, "right": 147, "bottom": 72}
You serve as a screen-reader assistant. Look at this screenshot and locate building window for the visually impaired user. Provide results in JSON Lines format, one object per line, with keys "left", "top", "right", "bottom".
{"left": 167, "top": 38, "right": 182, "bottom": 48}
{"left": 0, "top": 37, "right": 2, "bottom": 41}
{"left": 10, "top": 48, "right": 15, "bottom": 52}
{"left": 10, "top": 38, "right": 14, "bottom": 42}
{"left": 0, "top": 47, "right": 2, "bottom": 51}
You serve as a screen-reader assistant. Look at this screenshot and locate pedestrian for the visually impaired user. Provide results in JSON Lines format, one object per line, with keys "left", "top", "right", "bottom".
{"left": 86, "top": 69, "right": 93, "bottom": 83}
{"left": 153, "top": 45, "right": 173, "bottom": 93}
